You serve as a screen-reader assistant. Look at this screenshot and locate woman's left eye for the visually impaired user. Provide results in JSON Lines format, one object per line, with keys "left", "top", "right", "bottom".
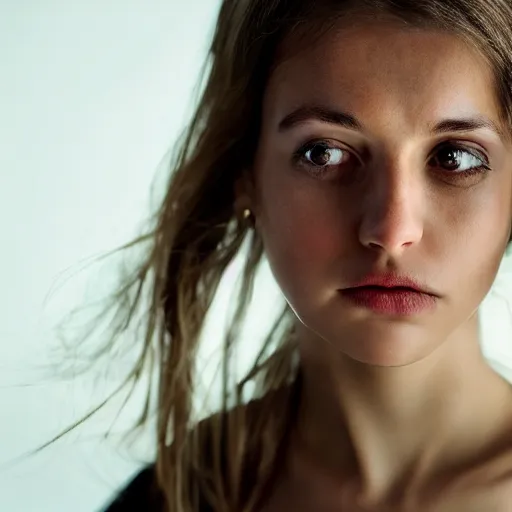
{"left": 429, "top": 144, "right": 491, "bottom": 176}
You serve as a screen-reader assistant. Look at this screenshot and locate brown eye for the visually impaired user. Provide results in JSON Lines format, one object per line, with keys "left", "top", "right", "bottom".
{"left": 437, "top": 147, "right": 461, "bottom": 171}
{"left": 430, "top": 144, "right": 489, "bottom": 175}
{"left": 303, "top": 142, "right": 346, "bottom": 167}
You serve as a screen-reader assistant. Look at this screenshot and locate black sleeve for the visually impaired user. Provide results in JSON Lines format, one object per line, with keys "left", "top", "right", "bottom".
{"left": 101, "top": 464, "right": 165, "bottom": 512}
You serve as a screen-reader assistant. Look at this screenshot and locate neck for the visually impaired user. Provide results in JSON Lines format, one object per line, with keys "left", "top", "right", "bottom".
{"left": 290, "top": 315, "right": 512, "bottom": 503}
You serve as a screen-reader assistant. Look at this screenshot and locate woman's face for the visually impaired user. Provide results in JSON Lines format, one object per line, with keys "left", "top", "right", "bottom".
{"left": 250, "top": 21, "right": 512, "bottom": 366}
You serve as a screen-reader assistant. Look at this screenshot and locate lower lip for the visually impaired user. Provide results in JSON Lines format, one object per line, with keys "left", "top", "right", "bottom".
{"left": 340, "top": 287, "right": 438, "bottom": 315}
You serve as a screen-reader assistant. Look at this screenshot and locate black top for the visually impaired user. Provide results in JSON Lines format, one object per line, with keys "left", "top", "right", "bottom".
{"left": 102, "top": 383, "right": 301, "bottom": 511}
{"left": 102, "top": 463, "right": 218, "bottom": 512}
{"left": 102, "top": 464, "right": 165, "bottom": 512}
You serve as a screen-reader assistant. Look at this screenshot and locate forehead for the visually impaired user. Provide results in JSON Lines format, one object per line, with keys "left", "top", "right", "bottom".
{"left": 263, "top": 22, "right": 500, "bottom": 137}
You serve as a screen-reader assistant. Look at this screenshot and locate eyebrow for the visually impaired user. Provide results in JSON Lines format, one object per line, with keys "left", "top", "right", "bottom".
{"left": 278, "top": 104, "right": 507, "bottom": 141}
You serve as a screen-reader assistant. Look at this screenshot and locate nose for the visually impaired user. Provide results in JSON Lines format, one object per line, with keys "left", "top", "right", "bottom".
{"left": 358, "top": 166, "right": 424, "bottom": 256}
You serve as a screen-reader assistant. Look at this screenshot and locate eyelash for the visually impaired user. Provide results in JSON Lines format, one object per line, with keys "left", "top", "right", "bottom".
{"left": 292, "top": 139, "right": 492, "bottom": 180}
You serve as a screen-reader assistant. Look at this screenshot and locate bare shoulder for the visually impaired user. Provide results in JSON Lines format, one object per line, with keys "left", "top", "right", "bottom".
{"left": 479, "top": 444, "right": 512, "bottom": 506}
{"left": 446, "top": 481, "right": 512, "bottom": 512}
{"left": 445, "top": 438, "right": 512, "bottom": 511}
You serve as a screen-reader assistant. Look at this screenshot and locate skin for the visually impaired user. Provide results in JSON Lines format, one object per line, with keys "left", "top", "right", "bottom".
{"left": 236, "top": 20, "right": 512, "bottom": 510}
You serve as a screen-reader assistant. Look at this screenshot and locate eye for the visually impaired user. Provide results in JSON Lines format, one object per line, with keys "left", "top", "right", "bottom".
{"left": 303, "top": 142, "right": 346, "bottom": 166}
{"left": 429, "top": 143, "right": 491, "bottom": 177}
{"left": 292, "top": 140, "right": 353, "bottom": 178}
{"left": 292, "top": 140, "right": 492, "bottom": 182}
{"left": 300, "top": 141, "right": 347, "bottom": 167}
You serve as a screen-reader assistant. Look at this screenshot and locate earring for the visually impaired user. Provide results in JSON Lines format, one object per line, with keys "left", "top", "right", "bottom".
{"left": 242, "top": 208, "right": 255, "bottom": 227}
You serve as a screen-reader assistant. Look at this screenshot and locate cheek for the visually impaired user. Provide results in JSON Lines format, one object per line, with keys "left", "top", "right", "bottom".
{"left": 256, "top": 165, "right": 346, "bottom": 297}
{"left": 455, "top": 180, "right": 510, "bottom": 256}
{"left": 424, "top": 178, "right": 512, "bottom": 310}
{"left": 450, "top": 199, "right": 509, "bottom": 293}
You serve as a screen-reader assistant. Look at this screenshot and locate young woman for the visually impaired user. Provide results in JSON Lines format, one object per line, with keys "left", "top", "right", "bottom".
{"left": 100, "top": 0, "right": 512, "bottom": 510}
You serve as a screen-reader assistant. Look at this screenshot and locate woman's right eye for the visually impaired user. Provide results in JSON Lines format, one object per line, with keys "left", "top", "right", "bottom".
{"left": 291, "top": 140, "right": 356, "bottom": 181}
{"left": 297, "top": 141, "right": 349, "bottom": 168}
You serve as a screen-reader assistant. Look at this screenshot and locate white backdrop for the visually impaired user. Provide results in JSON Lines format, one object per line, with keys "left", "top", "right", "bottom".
{"left": 0, "top": 2, "right": 228, "bottom": 511}
{"left": 3, "top": 2, "right": 512, "bottom": 511}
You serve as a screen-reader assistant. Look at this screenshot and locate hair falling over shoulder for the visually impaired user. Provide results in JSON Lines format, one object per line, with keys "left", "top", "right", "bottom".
{"left": 28, "top": 0, "right": 512, "bottom": 511}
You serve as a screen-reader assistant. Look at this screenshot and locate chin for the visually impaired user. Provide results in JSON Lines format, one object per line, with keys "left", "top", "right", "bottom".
{"left": 293, "top": 294, "right": 446, "bottom": 368}
{"left": 298, "top": 310, "right": 438, "bottom": 368}
{"left": 342, "top": 345, "right": 425, "bottom": 368}
{"left": 334, "top": 323, "right": 440, "bottom": 367}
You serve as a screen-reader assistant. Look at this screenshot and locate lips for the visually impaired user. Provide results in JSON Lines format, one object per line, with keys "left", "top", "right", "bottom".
{"left": 344, "top": 271, "right": 438, "bottom": 297}
{"left": 340, "top": 286, "right": 438, "bottom": 315}
{"left": 358, "top": 285, "right": 420, "bottom": 292}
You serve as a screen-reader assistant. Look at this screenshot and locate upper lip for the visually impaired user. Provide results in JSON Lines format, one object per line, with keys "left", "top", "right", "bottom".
{"left": 344, "top": 271, "right": 438, "bottom": 296}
